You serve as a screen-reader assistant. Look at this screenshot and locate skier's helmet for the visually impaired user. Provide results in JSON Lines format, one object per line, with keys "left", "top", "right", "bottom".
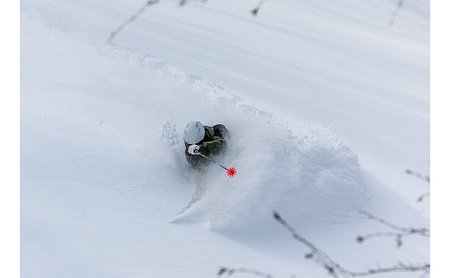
{"left": 184, "top": 121, "right": 205, "bottom": 145}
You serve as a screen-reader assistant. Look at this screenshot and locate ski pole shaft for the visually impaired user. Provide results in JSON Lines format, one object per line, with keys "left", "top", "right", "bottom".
{"left": 196, "top": 152, "right": 228, "bottom": 171}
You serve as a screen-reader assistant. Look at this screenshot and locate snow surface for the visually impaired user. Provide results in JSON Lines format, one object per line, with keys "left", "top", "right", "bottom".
{"left": 21, "top": 0, "right": 430, "bottom": 277}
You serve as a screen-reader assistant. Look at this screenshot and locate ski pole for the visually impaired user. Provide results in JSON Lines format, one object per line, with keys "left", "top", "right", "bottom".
{"left": 195, "top": 150, "right": 236, "bottom": 177}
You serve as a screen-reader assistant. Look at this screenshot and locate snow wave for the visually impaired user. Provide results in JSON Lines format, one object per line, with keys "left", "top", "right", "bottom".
{"left": 198, "top": 116, "right": 368, "bottom": 231}
{"left": 108, "top": 43, "right": 368, "bottom": 230}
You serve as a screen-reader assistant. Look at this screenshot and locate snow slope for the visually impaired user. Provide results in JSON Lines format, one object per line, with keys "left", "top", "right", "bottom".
{"left": 21, "top": 0, "right": 430, "bottom": 277}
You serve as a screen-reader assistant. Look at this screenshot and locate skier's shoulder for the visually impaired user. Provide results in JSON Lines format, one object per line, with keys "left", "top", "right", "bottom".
{"left": 212, "top": 124, "right": 230, "bottom": 140}
{"left": 204, "top": 125, "right": 229, "bottom": 141}
{"left": 204, "top": 125, "right": 215, "bottom": 138}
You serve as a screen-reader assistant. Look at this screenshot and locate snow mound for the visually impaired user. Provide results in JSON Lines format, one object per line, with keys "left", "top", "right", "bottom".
{"left": 147, "top": 53, "right": 369, "bottom": 230}
{"left": 192, "top": 116, "right": 367, "bottom": 231}
{"left": 101, "top": 43, "right": 368, "bottom": 231}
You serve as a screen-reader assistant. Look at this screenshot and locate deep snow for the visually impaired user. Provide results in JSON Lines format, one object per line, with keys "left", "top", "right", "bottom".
{"left": 20, "top": 0, "right": 430, "bottom": 277}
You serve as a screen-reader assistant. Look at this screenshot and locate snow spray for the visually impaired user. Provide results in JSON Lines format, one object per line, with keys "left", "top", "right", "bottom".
{"left": 195, "top": 151, "right": 236, "bottom": 177}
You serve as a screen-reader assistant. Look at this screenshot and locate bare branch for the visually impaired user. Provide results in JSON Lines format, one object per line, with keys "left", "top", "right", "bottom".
{"left": 356, "top": 210, "right": 429, "bottom": 246}
{"left": 179, "top": 0, "right": 208, "bottom": 7}
{"left": 272, "top": 211, "right": 429, "bottom": 277}
{"left": 251, "top": 0, "right": 269, "bottom": 17}
{"left": 335, "top": 262, "right": 430, "bottom": 277}
{"left": 273, "top": 211, "right": 340, "bottom": 277}
{"left": 359, "top": 210, "right": 430, "bottom": 236}
{"left": 357, "top": 232, "right": 413, "bottom": 248}
{"left": 389, "top": 0, "right": 404, "bottom": 26}
{"left": 220, "top": 212, "right": 430, "bottom": 277}
{"left": 218, "top": 267, "right": 275, "bottom": 277}
{"left": 405, "top": 169, "right": 430, "bottom": 202}
{"left": 417, "top": 192, "right": 430, "bottom": 202}
{"left": 405, "top": 169, "right": 430, "bottom": 183}
{"left": 108, "top": 1, "right": 161, "bottom": 41}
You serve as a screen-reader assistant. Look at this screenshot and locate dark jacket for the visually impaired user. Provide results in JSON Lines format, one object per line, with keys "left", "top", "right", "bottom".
{"left": 185, "top": 124, "right": 229, "bottom": 168}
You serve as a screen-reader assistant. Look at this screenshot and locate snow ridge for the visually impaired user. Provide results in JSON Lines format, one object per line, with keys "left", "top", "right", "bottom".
{"left": 110, "top": 44, "right": 373, "bottom": 230}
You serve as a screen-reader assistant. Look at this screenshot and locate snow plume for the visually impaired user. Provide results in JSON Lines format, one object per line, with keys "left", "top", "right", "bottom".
{"left": 195, "top": 116, "right": 367, "bottom": 231}
{"left": 155, "top": 59, "right": 369, "bottom": 230}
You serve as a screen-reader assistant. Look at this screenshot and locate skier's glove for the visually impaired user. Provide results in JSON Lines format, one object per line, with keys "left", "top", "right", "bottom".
{"left": 188, "top": 145, "right": 200, "bottom": 155}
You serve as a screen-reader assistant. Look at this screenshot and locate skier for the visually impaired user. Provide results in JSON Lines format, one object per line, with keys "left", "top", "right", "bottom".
{"left": 183, "top": 121, "right": 230, "bottom": 169}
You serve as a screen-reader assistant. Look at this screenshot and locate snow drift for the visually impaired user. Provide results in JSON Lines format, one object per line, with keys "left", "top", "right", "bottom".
{"left": 156, "top": 60, "right": 368, "bottom": 229}
{"left": 105, "top": 42, "right": 369, "bottom": 230}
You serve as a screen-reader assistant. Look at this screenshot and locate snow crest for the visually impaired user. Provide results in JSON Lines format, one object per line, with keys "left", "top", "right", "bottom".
{"left": 195, "top": 117, "right": 367, "bottom": 231}
{"left": 120, "top": 46, "right": 371, "bottom": 230}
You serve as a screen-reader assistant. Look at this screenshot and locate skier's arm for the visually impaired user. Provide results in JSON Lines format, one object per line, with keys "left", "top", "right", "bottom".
{"left": 199, "top": 136, "right": 226, "bottom": 156}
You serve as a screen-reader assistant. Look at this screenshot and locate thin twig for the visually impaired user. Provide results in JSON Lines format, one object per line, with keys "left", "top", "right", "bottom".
{"left": 405, "top": 170, "right": 430, "bottom": 183}
{"left": 358, "top": 210, "right": 430, "bottom": 236}
{"left": 356, "top": 210, "right": 429, "bottom": 247}
{"left": 417, "top": 192, "right": 430, "bottom": 202}
{"left": 405, "top": 169, "right": 430, "bottom": 202}
{"left": 108, "top": 0, "right": 161, "bottom": 41}
{"left": 218, "top": 267, "right": 275, "bottom": 277}
{"left": 357, "top": 232, "right": 417, "bottom": 248}
{"left": 179, "top": 0, "right": 208, "bottom": 6}
{"left": 251, "top": 0, "right": 269, "bottom": 17}
{"left": 336, "top": 262, "right": 430, "bottom": 277}
{"left": 389, "top": 0, "right": 404, "bottom": 26}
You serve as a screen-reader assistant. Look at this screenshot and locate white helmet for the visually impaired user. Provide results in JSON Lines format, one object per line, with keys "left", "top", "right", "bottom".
{"left": 184, "top": 121, "right": 205, "bottom": 144}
